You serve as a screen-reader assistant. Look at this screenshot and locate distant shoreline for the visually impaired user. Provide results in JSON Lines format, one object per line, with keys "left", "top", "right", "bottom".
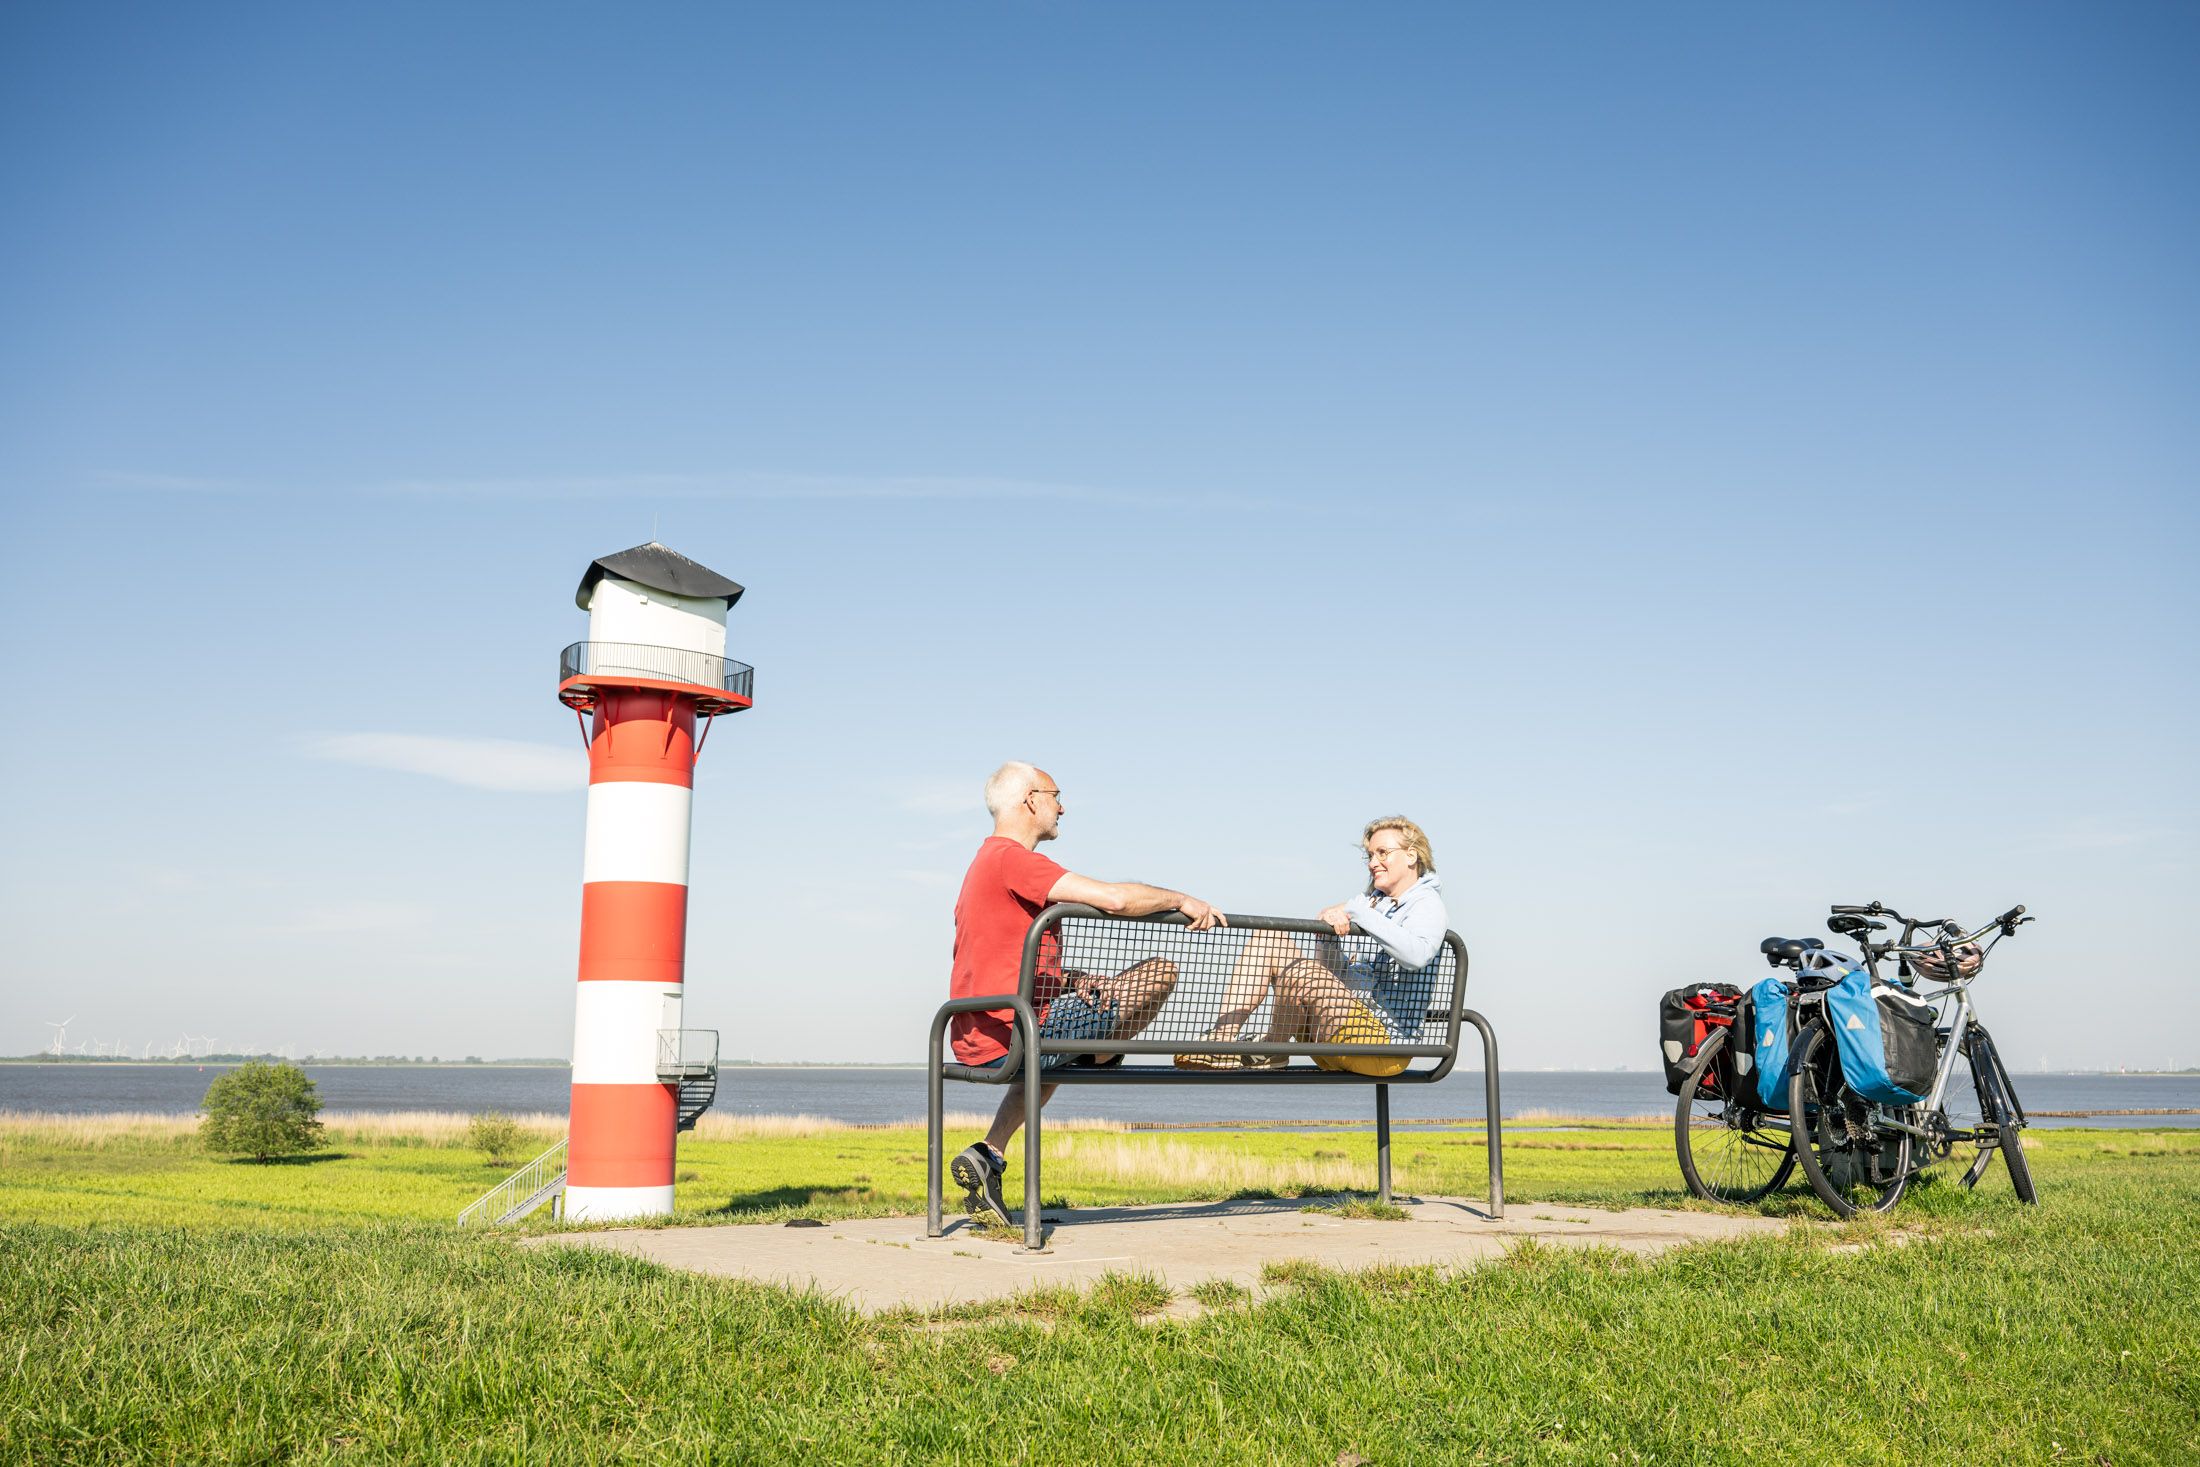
{"left": 0, "top": 1059, "right": 929, "bottom": 1071}
{"left": 3, "top": 1058, "right": 2194, "bottom": 1076}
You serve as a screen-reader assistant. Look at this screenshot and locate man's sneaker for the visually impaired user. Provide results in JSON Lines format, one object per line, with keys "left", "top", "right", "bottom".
{"left": 950, "top": 1142, "right": 1011, "bottom": 1226}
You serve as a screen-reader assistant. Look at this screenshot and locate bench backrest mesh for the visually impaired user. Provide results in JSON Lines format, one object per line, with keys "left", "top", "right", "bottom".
{"left": 1029, "top": 910, "right": 1465, "bottom": 1051}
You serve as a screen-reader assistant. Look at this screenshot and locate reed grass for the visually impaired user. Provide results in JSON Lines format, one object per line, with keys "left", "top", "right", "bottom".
{"left": 1048, "top": 1132, "right": 1385, "bottom": 1195}
{"left": 0, "top": 1106, "right": 1124, "bottom": 1151}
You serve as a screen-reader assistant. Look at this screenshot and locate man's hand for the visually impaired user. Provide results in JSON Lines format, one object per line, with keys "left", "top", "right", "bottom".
{"left": 1177, "top": 896, "right": 1226, "bottom": 931}
{"left": 1318, "top": 902, "right": 1354, "bottom": 936}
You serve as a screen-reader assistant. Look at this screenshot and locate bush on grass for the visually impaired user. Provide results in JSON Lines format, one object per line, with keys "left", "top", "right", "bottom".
{"left": 199, "top": 1061, "right": 326, "bottom": 1163}
{"left": 467, "top": 1111, "right": 523, "bottom": 1167}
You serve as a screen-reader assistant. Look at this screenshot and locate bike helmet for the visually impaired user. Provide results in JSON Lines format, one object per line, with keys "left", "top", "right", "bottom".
{"left": 1910, "top": 941, "right": 1984, "bottom": 980}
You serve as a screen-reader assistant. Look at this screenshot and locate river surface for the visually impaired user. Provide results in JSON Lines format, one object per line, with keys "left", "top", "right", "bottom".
{"left": 4, "top": 1064, "right": 2195, "bottom": 1128}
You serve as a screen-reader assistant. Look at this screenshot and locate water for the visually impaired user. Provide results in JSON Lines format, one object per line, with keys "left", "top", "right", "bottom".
{"left": 4, "top": 1063, "right": 2195, "bottom": 1128}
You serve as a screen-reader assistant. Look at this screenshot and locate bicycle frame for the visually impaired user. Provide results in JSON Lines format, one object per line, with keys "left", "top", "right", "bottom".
{"left": 1829, "top": 912, "right": 2023, "bottom": 1150}
{"left": 1856, "top": 977, "right": 1978, "bottom": 1145}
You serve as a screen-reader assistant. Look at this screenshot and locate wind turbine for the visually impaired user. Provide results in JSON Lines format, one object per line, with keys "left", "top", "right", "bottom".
{"left": 45, "top": 1017, "right": 75, "bottom": 1055}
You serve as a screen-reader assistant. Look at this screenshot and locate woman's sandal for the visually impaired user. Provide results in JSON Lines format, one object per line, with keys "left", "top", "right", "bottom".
{"left": 1174, "top": 1030, "right": 1245, "bottom": 1069}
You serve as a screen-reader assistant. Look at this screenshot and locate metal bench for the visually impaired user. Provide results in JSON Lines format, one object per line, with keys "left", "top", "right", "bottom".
{"left": 926, "top": 903, "right": 1504, "bottom": 1249}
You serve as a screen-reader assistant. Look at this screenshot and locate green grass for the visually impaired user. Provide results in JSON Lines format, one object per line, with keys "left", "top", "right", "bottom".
{"left": 3, "top": 1116, "right": 2197, "bottom": 1463}
{"left": 1301, "top": 1196, "right": 1413, "bottom": 1221}
{"left": 0, "top": 1111, "right": 1794, "bottom": 1231}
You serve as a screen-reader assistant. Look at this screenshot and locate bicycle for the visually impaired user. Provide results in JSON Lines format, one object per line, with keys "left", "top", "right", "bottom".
{"left": 1787, "top": 901, "right": 2036, "bottom": 1217}
{"left": 1672, "top": 934, "right": 1830, "bottom": 1205}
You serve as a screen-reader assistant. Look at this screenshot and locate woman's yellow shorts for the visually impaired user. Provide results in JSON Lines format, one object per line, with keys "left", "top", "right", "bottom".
{"left": 1313, "top": 1001, "right": 1409, "bottom": 1078}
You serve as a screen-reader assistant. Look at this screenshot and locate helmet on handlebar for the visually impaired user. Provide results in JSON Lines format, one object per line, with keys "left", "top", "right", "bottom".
{"left": 1911, "top": 941, "right": 1984, "bottom": 980}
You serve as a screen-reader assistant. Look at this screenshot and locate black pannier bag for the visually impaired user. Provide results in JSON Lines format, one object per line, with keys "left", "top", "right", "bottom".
{"left": 1660, "top": 983, "right": 1743, "bottom": 1096}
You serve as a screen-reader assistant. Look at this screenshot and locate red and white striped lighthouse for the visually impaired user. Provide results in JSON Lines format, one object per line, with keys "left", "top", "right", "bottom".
{"left": 557, "top": 543, "right": 751, "bottom": 1221}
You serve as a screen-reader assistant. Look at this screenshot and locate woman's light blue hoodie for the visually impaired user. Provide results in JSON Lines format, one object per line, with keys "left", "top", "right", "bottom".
{"left": 1341, "top": 872, "right": 1449, "bottom": 1040}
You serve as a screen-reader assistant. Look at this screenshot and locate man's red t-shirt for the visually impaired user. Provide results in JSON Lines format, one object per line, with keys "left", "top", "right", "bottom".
{"left": 950, "top": 836, "right": 1070, "bottom": 1065}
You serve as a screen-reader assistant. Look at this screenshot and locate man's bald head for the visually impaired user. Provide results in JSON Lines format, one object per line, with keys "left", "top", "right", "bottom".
{"left": 984, "top": 761, "right": 1063, "bottom": 844}
{"left": 983, "top": 761, "right": 1043, "bottom": 818}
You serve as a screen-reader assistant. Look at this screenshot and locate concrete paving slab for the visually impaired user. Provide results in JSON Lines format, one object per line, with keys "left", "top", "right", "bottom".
{"left": 535, "top": 1197, "right": 1786, "bottom": 1315}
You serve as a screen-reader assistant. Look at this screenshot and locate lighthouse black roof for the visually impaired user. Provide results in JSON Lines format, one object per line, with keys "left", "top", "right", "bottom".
{"left": 574, "top": 542, "right": 745, "bottom": 610}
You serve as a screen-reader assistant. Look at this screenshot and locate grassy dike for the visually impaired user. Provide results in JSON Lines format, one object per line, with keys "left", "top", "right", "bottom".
{"left": 2, "top": 1115, "right": 2196, "bottom": 1464}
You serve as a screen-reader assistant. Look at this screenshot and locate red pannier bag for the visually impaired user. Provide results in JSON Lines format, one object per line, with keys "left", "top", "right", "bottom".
{"left": 1659, "top": 983, "right": 1744, "bottom": 1096}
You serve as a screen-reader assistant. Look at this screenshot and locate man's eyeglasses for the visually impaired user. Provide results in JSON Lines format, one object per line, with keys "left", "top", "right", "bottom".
{"left": 1026, "top": 788, "right": 1062, "bottom": 804}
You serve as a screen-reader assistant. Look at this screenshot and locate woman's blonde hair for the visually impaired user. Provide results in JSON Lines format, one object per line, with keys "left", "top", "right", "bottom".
{"left": 1362, "top": 815, "right": 1435, "bottom": 874}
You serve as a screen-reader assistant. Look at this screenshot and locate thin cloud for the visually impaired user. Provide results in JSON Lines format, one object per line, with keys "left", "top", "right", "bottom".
{"left": 257, "top": 901, "right": 431, "bottom": 937}
{"left": 100, "top": 467, "right": 1276, "bottom": 511}
{"left": 98, "top": 471, "right": 245, "bottom": 494}
{"left": 2010, "top": 822, "right": 2167, "bottom": 854}
{"left": 895, "top": 778, "right": 983, "bottom": 817}
{"left": 366, "top": 470, "right": 1155, "bottom": 505}
{"left": 307, "top": 733, "right": 582, "bottom": 793}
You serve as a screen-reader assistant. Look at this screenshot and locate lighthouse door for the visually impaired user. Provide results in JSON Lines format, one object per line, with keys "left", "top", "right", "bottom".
{"left": 659, "top": 988, "right": 684, "bottom": 1068}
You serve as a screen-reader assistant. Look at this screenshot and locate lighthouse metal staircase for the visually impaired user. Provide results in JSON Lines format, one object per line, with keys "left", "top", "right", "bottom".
{"left": 455, "top": 1028, "right": 720, "bottom": 1226}
{"left": 662, "top": 1028, "right": 721, "bottom": 1132}
{"left": 457, "top": 1138, "right": 569, "bottom": 1227}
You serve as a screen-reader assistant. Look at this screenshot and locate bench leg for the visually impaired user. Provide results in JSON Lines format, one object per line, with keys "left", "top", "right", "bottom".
{"left": 1022, "top": 1026, "right": 1045, "bottom": 1251}
{"left": 1375, "top": 1083, "right": 1392, "bottom": 1206}
{"left": 926, "top": 1024, "right": 945, "bottom": 1238}
{"left": 1465, "top": 1008, "right": 1505, "bottom": 1220}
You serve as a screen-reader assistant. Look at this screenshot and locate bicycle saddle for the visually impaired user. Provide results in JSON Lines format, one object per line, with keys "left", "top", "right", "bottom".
{"left": 1760, "top": 936, "right": 1824, "bottom": 968}
{"left": 1827, "top": 914, "right": 1887, "bottom": 938}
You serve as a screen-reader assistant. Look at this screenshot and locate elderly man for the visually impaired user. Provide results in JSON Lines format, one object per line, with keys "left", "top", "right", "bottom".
{"left": 947, "top": 760, "right": 1223, "bottom": 1225}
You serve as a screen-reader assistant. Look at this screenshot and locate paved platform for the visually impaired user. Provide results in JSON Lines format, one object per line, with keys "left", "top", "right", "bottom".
{"left": 536, "top": 1197, "right": 1786, "bottom": 1314}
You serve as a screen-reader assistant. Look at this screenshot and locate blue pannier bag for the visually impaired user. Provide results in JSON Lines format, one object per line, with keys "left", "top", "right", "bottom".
{"left": 1825, "top": 967, "right": 1939, "bottom": 1105}
{"left": 1735, "top": 975, "right": 1796, "bottom": 1113}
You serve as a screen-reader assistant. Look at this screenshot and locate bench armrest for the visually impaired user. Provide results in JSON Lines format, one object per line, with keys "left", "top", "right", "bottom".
{"left": 927, "top": 993, "right": 1040, "bottom": 1083}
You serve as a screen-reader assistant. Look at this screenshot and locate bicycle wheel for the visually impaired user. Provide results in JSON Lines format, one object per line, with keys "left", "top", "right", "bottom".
{"left": 1941, "top": 1030, "right": 2002, "bottom": 1190}
{"left": 1788, "top": 1019, "right": 1911, "bottom": 1217}
{"left": 1972, "top": 1025, "right": 2038, "bottom": 1204}
{"left": 1675, "top": 1028, "right": 1796, "bottom": 1204}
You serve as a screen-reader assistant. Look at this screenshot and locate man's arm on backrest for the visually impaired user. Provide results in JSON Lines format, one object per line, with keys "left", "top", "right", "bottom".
{"left": 1048, "top": 872, "right": 1223, "bottom": 930}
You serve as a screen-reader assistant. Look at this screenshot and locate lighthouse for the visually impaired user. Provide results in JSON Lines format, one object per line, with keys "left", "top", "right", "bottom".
{"left": 558, "top": 542, "right": 751, "bottom": 1221}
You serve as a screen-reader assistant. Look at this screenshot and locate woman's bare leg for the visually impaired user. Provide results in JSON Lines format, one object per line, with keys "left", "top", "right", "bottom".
{"left": 1203, "top": 931, "right": 1297, "bottom": 1037}
{"left": 1261, "top": 960, "right": 1364, "bottom": 1044}
{"left": 1209, "top": 931, "right": 1345, "bottom": 1037}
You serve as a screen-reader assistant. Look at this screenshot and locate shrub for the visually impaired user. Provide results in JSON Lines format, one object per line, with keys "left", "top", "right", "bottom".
{"left": 199, "top": 1062, "right": 326, "bottom": 1163}
{"left": 467, "top": 1112, "right": 523, "bottom": 1167}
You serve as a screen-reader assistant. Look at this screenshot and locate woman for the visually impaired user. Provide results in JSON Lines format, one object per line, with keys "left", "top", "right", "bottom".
{"left": 1177, "top": 816, "right": 1449, "bottom": 1076}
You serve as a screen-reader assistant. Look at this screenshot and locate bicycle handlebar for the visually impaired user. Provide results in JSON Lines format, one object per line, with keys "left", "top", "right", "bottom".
{"left": 1829, "top": 902, "right": 2032, "bottom": 974}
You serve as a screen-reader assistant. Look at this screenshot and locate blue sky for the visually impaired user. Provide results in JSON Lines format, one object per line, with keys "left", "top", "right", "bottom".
{"left": 2, "top": 4, "right": 2194, "bottom": 1070}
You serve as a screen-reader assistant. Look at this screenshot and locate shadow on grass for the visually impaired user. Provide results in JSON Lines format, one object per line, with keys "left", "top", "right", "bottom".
{"left": 220, "top": 1152, "right": 352, "bottom": 1166}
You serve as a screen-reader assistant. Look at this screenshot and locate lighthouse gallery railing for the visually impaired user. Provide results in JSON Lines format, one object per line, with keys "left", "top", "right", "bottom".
{"left": 560, "top": 641, "right": 754, "bottom": 701}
